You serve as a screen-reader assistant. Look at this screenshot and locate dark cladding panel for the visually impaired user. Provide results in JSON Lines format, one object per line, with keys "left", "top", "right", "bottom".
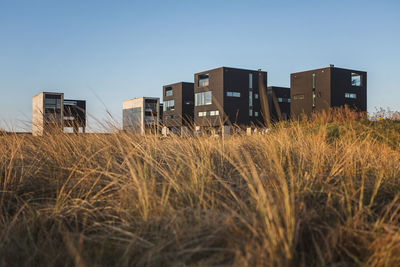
{"left": 331, "top": 68, "right": 367, "bottom": 112}
{"left": 267, "top": 86, "right": 290, "bottom": 121}
{"left": 163, "top": 82, "right": 194, "bottom": 127}
{"left": 194, "top": 67, "right": 224, "bottom": 126}
{"left": 64, "top": 99, "right": 86, "bottom": 128}
{"left": 291, "top": 66, "right": 367, "bottom": 118}
{"left": 194, "top": 67, "right": 267, "bottom": 127}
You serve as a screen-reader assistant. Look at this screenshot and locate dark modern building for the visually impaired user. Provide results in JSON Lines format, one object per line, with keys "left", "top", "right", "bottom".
{"left": 193, "top": 67, "right": 268, "bottom": 129}
{"left": 291, "top": 65, "right": 367, "bottom": 118}
{"left": 63, "top": 99, "right": 86, "bottom": 133}
{"left": 267, "top": 86, "right": 291, "bottom": 122}
{"left": 162, "top": 82, "right": 194, "bottom": 133}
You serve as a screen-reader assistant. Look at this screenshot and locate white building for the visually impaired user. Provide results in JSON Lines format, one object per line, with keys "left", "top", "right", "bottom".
{"left": 32, "top": 92, "right": 64, "bottom": 136}
{"left": 122, "top": 97, "right": 160, "bottom": 135}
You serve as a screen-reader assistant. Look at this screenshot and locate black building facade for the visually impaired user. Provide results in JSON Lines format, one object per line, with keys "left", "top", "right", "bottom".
{"left": 267, "top": 86, "right": 291, "bottom": 122}
{"left": 193, "top": 67, "right": 268, "bottom": 128}
{"left": 291, "top": 65, "right": 367, "bottom": 118}
{"left": 162, "top": 82, "right": 194, "bottom": 131}
{"left": 64, "top": 99, "right": 86, "bottom": 133}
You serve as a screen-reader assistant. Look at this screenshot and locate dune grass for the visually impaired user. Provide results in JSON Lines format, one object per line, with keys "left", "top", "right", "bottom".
{"left": 1, "top": 110, "right": 400, "bottom": 266}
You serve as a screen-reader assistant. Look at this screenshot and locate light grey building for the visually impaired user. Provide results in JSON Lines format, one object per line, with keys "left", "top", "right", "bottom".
{"left": 32, "top": 92, "right": 64, "bottom": 136}
{"left": 122, "top": 97, "right": 160, "bottom": 135}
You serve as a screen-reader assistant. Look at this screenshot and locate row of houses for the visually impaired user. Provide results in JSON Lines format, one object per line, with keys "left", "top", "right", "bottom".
{"left": 32, "top": 64, "right": 367, "bottom": 136}
{"left": 122, "top": 65, "right": 367, "bottom": 135}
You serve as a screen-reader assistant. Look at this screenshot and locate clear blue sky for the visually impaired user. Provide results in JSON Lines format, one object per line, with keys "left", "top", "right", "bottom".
{"left": 1, "top": 0, "right": 399, "bottom": 131}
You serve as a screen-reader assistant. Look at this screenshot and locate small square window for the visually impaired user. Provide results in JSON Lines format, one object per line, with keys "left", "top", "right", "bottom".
{"left": 351, "top": 73, "right": 361, "bottom": 86}
{"left": 165, "top": 87, "right": 173, "bottom": 96}
{"left": 345, "top": 93, "right": 357, "bottom": 99}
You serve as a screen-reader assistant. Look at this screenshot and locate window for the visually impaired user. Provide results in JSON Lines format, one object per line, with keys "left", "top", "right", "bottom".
{"left": 165, "top": 87, "right": 173, "bottom": 96}
{"left": 44, "top": 95, "right": 62, "bottom": 109}
{"left": 293, "top": 94, "right": 305, "bottom": 100}
{"left": 145, "top": 101, "right": 157, "bottom": 112}
{"left": 345, "top": 93, "right": 357, "bottom": 99}
{"left": 226, "top": 92, "right": 241, "bottom": 97}
{"left": 249, "top": 109, "right": 253, "bottom": 116}
{"left": 277, "top": 98, "right": 290, "bottom": 103}
{"left": 198, "top": 111, "right": 208, "bottom": 117}
{"left": 123, "top": 107, "right": 142, "bottom": 129}
{"left": 210, "top": 110, "right": 219, "bottom": 116}
{"left": 198, "top": 73, "right": 209, "bottom": 87}
{"left": 249, "top": 91, "right": 253, "bottom": 107}
{"left": 249, "top": 73, "right": 253, "bottom": 89}
{"left": 254, "top": 111, "right": 259, "bottom": 117}
{"left": 195, "top": 91, "right": 212, "bottom": 106}
{"left": 312, "top": 91, "right": 316, "bottom": 109}
{"left": 312, "top": 73, "right": 316, "bottom": 89}
{"left": 351, "top": 73, "right": 361, "bottom": 86}
{"left": 163, "top": 100, "right": 175, "bottom": 111}
{"left": 145, "top": 115, "right": 155, "bottom": 121}
{"left": 64, "top": 100, "right": 77, "bottom": 106}
{"left": 254, "top": 93, "right": 259, "bottom": 99}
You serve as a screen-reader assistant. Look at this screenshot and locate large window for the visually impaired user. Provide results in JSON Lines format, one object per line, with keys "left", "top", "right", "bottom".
{"left": 165, "top": 87, "right": 173, "bottom": 96}
{"left": 163, "top": 100, "right": 175, "bottom": 111}
{"left": 345, "top": 93, "right": 357, "bottom": 99}
{"left": 226, "top": 92, "right": 241, "bottom": 97}
{"left": 198, "top": 73, "right": 209, "bottom": 87}
{"left": 44, "top": 95, "right": 62, "bottom": 109}
{"left": 123, "top": 107, "right": 142, "bottom": 129}
{"left": 249, "top": 91, "right": 253, "bottom": 107}
{"left": 195, "top": 91, "right": 212, "bottom": 106}
{"left": 351, "top": 73, "right": 361, "bottom": 86}
{"left": 145, "top": 100, "right": 157, "bottom": 112}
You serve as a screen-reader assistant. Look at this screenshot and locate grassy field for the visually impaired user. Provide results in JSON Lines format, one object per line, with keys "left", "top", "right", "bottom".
{"left": 2, "top": 110, "right": 400, "bottom": 266}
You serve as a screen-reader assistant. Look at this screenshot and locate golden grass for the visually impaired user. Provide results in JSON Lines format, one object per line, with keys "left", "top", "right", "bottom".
{"left": 2, "top": 111, "right": 400, "bottom": 266}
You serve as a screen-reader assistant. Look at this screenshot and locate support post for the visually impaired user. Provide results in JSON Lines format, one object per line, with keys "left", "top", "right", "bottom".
{"left": 222, "top": 125, "right": 230, "bottom": 138}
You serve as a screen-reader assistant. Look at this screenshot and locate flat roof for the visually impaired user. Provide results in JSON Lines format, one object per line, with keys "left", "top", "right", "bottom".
{"left": 163, "top": 81, "right": 194, "bottom": 87}
{"left": 194, "top": 66, "right": 267, "bottom": 75}
{"left": 291, "top": 66, "right": 366, "bottom": 75}
{"left": 123, "top": 96, "right": 159, "bottom": 102}
{"left": 33, "top": 91, "right": 63, "bottom": 98}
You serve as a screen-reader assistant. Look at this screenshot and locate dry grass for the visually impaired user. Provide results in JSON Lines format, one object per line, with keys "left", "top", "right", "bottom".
{"left": 2, "top": 110, "right": 400, "bottom": 266}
